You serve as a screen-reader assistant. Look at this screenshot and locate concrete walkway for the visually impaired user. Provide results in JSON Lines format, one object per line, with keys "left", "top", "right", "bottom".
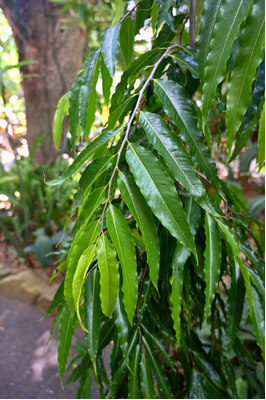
{"left": 0, "top": 268, "right": 100, "bottom": 399}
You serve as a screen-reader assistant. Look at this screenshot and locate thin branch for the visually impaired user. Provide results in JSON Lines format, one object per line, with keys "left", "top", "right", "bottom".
{"left": 120, "top": 1, "right": 141, "bottom": 23}
{"left": 100, "top": 44, "right": 181, "bottom": 230}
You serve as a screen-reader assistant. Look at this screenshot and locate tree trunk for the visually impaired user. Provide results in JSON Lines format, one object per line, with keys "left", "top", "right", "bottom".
{"left": 0, "top": 0, "right": 88, "bottom": 165}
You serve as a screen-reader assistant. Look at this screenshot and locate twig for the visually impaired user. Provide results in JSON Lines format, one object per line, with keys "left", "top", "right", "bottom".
{"left": 189, "top": 0, "right": 196, "bottom": 48}
{"left": 120, "top": 2, "right": 141, "bottom": 23}
{"left": 100, "top": 44, "right": 181, "bottom": 230}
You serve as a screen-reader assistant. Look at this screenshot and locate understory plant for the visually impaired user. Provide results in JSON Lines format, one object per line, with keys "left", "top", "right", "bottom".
{"left": 45, "top": 0, "right": 265, "bottom": 398}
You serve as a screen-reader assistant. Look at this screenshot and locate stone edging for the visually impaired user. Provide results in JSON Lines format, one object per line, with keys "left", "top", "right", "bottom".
{"left": 0, "top": 268, "right": 59, "bottom": 313}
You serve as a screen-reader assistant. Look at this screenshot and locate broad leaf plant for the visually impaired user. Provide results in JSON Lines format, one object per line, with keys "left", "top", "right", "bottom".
{"left": 45, "top": 0, "right": 265, "bottom": 398}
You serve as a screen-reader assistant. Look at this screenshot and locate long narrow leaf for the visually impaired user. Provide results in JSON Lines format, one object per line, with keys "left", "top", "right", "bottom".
{"left": 84, "top": 268, "right": 101, "bottom": 373}
{"left": 114, "top": 289, "right": 130, "bottom": 367}
{"left": 117, "top": 171, "right": 160, "bottom": 288}
{"left": 153, "top": 79, "right": 222, "bottom": 195}
{"left": 201, "top": 0, "right": 253, "bottom": 125}
{"left": 58, "top": 304, "right": 75, "bottom": 385}
{"left": 139, "top": 111, "right": 220, "bottom": 216}
{"left": 128, "top": 344, "right": 141, "bottom": 399}
{"left": 258, "top": 101, "right": 265, "bottom": 171}
{"left": 53, "top": 92, "right": 69, "bottom": 149}
{"left": 101, "top": 23, "right": 121, "bottom": 77}
{"left": 139, "top": 351, "right": 156, "bottom": 399}
{"left": 97, "top": 235, "right": 119, "bottom": 318}
{"left": 72, "top": 244, "right": 97, "bottom": 331}
{"left": 126, "top": 142, "right": 197, "bottom": 260}
{"left": 107, "top": 204, "right": 138, "bottom": 324}
{"left": 251, "top": 286, "right": 265, "bottom": 359}
{"left": 204, "top": 213, "right": 222, "bottom": 323}
{"left": 226, "top": 0, "right": 265, "bottom": 157}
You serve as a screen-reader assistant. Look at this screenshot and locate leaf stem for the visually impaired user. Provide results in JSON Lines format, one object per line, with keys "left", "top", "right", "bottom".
{"left": 120, "top": 2, "right": 141, "bottom": 23}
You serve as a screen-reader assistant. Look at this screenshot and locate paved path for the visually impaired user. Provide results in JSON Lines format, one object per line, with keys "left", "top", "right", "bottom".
{"left": 0, "top": 296, "right": 98, "bottom": 399}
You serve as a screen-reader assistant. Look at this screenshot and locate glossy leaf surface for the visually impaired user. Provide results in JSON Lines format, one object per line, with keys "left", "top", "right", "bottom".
{"left": 101, "top": 23, "right": 121, "bottom": 77}
{"left": 58, "top": 304, "right": 75, "bottom": 385}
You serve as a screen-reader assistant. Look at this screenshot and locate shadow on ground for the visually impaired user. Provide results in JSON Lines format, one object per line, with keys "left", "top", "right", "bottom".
{"left": 0, "top": 296, "right": 99, "bottom": 399}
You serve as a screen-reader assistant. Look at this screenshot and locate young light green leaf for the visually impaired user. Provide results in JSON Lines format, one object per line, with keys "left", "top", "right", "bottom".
{"left": 97, "top": 235, "right": 119, "bottom": 318}
{"left": 65, "top": 219, "right": 100, "bottom": 313}
{"left": 201, "top": 0, "right": 253, "bottom": 125}
{"left": 225, "top": 260, "right": 245, "bottom": 353}
{"left": 69, "top": 72, "right": 83, "bottom": 148}
{"left": 153, "top": 79, "right": 222, "bottom": 195}
{"left": 47, "top": 127, "right": 121, "bottom": 186}
{"left": 217, "top": 219, "right": 253, "bottom": 314}
{"left": 226, "top": 0, "right": 265, "bottom": 158}
{"left": 142, "top": 336, "right": 174, "bottom": 399}
{"left": 204, "top": 213, "right": 222, "bottom": 323}
{"left": 258, "top": 101, "right": 265, "bottom": 171}
{"left": 84, "top": 268, "right": 101, "bottom": 373}
{"left": 114, "top": 289, "right": 130, "bottom": 367}
{"left": 53, "top": 92, "right": 69, "bottom": 149}
{"left": 117, "top": 171, "right": 160, "bottom": 288}
{"left": 140, "top": 351, "right": 156, "bottom": 399}
{"left": 139, "top": 111, "right": 221, "bottom": 217}
{"left": 126, "top": 142, "right": 197, "bottom": 261}
{"left": 251, "top": 285, "right": 265, "bottom": 359}
{"left": 72, "top": 244, "right": 97, "bottom": 331}
{"left": 107, "top": 204, "right": 138, "bottom": 324}
{"left": 79, "top": 49, "right": 100, "bottom": 135}
{"left": 170, "top": 242, "right": 189, "bottom": 344}
{"left": 120, "top": 17, "right": 135, "bottom": 67}
{"left": 197, "top": 0, "right": 223, "bottom": 80}
{"left": 101, "top": 23, "right": 121, "bottom": 77}
{"left": 128, "top": 344, "right": 141, "bottom": 399}
{"left": 58, "top": 304, "right": 75, "bottom": 385}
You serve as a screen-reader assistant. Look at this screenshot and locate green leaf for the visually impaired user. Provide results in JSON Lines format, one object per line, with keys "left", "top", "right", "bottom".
{"left": 201, "top": 0, "right": 253, "bottom": 125}
{"left": 225, "top": 260, "right": 245, "bottom": 353}
{"left": 106, "top": 204, "right": 138, "bottom": 324}
{"left": 58, "top": 304, "right": 75, "bottom": 385}
{"left": 41, "top": 279, "right": 64, "bottom": 320}
{"left": 47, "top": 128, "right": 121, "bottom": 186}
{"left": 217, "top": 219, "right": 253, "bottom": 314}
{"left": 69, "top": 72, "right": 83, "bottom": 148}
{"left": 170, "top": 242, "right": 189, "bottom": 343}
{"left": 65, "top": 219, "right": 100, "bottom": 313}
{"left": 79, "top": 49, "right": 100, "bottom": 135}
{"left": 102, "top": 95, "right": 137, "bottom": 133}
{"left": 101, "top": 55, "right": 113, "bottom": 105}
{"left": 197, "top": 0, "right": 223, "bottom": 80}
{"left": 128, "top": 344, "right": 141, "bottom": 399}
{"left": 135, "top": 0, "right": 153, "bottom": 33}
{"left": 141, "top": 323, "right": 176, "bottom": 371}
{"left": 251, "top": 286, "right": 265, "bottom": 359}
{"left": 73, "top": 244, "right": 97, "bottom": 331}
{"left": 139, "top": 351, "right": 156, "bottom": 399}
{"left": 171, "top": 50, "right": 199, "bottom": 79}
{"left": 126, "top": 142, "right": 197, "bottom": 260}
{"left": 73, "top": 186, "right": 106, "bottom": 233}
{"left": 97, "top": 235, "right": 119, "bottom": 318}
{"left": 139, "top": 111, "right": 220, "bottom": 216}
{"left": 84, "top": 65, "right": 99, "bottom": 140}
{"left": 120, "top": 17, "right": 135, "bottom": 67}
{"left": 117, "top": 171, "right": 160, "bottom": 288}
{"left": 53, "top": 92, "right": 69, "bottom": 149}
{"left": 84, "top": 268, "right": 101, "bottom": 373}
{"left": 153, "top": 79, "right": 222, "bottom": 195}
{"left": 189, "top": 368, "right": 205, "bottom": 399}
{"left": 101, "top": 23, "right": 121, "bottom": 77}
{"left": 114, "top": 289, "right": 130, "bottom": 367}
{"left": 204, "top": 213, "right": 222, "bottom": 323}
{"left": 258, "top": 101, "right": 265, "bottom": 171}
{"left": 156, "top": 0, "right": 173, "bottom": 30}
{"left": 79, "top": 155, "right": 115, "bottom": 198}
{"left": 142, "top": 336, "right": 173, "bottom": 399}
{"left": 226, "top": 0, "right": 265, "bottom": 157}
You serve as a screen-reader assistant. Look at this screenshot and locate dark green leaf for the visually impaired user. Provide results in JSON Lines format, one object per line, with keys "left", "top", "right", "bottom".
{"left": 120, "top": 17, "right": 134, "bottom": 67}
{"left": 128, "top": 344, "right": 141, "bottom": 399}
{"left": 189, "top": 368, "right": 205, "bottom": 399}
{"left": 114, "top": 289, "right": 130, "bottom": 367}
{"left": 251, "top": 286, "right": 265, "bottom": 358}
{"left": 84, "top": 268, "right": 101, "bottom": 373}
{"left": 101, "top": 54, "right": 113, "bottom": 106}
{"left": 204, "top": 213, "right": 222, "bottom": 322}
{"left": 126, "top": 142, "right": 197, "bottom": 260}
{"left": 258, "top": 102, "right": 265, "bottom": 171}
{"left": 153, "top": 79, "right": 222, "bottom": 195}
{"left": 139, "top": 350, "right": 156, "bottom": 399}
{"left": 58, "top": 304, "right": 75, "bottom": 385}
